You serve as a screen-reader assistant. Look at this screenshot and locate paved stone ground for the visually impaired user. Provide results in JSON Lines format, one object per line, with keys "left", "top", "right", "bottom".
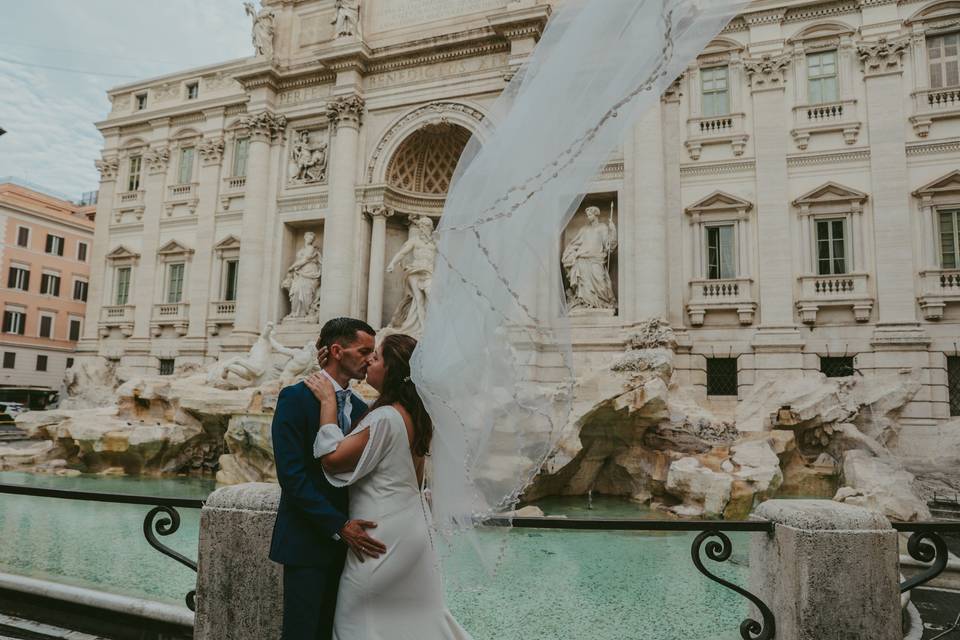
{"left": 913, "top": 587, "right": 960, "bottom": 639}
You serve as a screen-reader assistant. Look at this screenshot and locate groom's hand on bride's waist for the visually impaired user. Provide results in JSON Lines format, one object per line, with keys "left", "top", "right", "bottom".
{"left": 340, "top": 519, "right": 386, "bottom": 561}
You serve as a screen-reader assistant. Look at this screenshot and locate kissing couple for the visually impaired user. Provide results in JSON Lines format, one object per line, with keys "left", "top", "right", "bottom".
{"left": 269, "top": 317, "right": 472, "bottom": 640}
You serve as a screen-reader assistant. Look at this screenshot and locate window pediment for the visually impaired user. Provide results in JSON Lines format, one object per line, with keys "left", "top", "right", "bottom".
{"left": 214, "top": 235, "right": 241, "bottom": 252}
{"left": 157, "top": 240, "right": 195, "bottom": 259}
{"left": 787, "top": 21, "right": 855, "bottom": 46}
{"left": 906, "top": 1, "right": 960, "bottom": 28}
{"left": 685, "top": 191, "right": 753, "bottom": 216}
{"left": 105, "top": 245, "right": 140, "bottom": 263}
{"left": 793, "top": 182, "right": 868, "bottom": 211}
{"left": 914, "top": 170, "right": 960, "bottom": 200}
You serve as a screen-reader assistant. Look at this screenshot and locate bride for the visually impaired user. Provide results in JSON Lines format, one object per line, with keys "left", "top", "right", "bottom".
{"left": 305, "top": 334, "right": 471, "bottom": 640}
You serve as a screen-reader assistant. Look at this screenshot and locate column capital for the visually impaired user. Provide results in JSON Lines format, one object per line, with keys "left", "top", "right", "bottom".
{"left": 744, "top": 53, "right": 791, "bottom": 92}
{"left": 364, "top": 204, "right": 394, "bottom": 219}
{"left": 326, "top": 94, "right": 366, "bottom": 131}
{"left": 144, "top": 146, "right": 171, "bottom": 174}
{"left": 238, "top": 110, "right": 287, "bottom": 143}
{"left": 198, "top": 137, "right": 226, "bottom": 166}
{"left": 95, "top": 156, "right": 120, "bottom": 182}
{"left": 857, "top": 36, "right": 910, "bottom": 78}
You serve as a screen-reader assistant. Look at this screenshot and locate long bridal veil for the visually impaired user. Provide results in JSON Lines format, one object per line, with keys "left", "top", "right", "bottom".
{"left": 413, "top": 0, "right": 749, "bottom": 543}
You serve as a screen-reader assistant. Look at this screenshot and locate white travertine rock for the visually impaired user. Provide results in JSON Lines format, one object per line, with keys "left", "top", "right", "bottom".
{"left": 730, "top": 440, "right": 783, "bottom": 494}
{"left": 839, "top": 450, "right": 931, "bottom": 522}
{"left": 665, "top": 457, "right": 732, "bottom": 517}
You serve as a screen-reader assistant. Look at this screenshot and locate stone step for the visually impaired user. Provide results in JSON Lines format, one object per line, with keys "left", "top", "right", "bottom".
{"left": 0, "top": 614, "right": 105, "bottom": 640}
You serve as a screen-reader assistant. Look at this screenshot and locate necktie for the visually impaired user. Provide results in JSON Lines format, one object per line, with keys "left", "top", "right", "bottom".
{"left": 335, "top": 389, "right": 351, "bottom": 434}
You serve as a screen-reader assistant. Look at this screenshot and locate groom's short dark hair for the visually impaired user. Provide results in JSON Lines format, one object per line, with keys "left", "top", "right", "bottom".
{"left": 318, "top": 317, "right": 375, "bottom": 350}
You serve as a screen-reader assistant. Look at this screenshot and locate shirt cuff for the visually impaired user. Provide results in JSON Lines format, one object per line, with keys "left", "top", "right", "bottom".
{"left": 313, "top": 423, "right": 344, "bottom": 459}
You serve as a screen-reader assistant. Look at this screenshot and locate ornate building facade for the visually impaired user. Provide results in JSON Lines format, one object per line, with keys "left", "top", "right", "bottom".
{"left": 82, "top": 0, "right": 960, "bottom": 450}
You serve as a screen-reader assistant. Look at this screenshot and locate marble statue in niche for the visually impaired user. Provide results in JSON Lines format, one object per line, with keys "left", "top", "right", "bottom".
{"left": 562, "top": 205, "right": 618, "bottom": 312}
{"left": 332, "top": 0, "right": 362, "bottom": 39}
{"left": 290, "top": 130, "right": 328, "bottom": 184}
{"left": 385, "top": 216, "right": 436, "bottom": 338}
{"left": 244, "top": 2, "right": 277, "bottom": 58}
{"left": 281, "top": 232, "right": 322, "bottom": 321}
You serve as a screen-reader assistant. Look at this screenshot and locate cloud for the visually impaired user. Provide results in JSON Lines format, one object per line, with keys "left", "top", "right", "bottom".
{"left": 0, "top": 0, "right": 250, "bottom": 199}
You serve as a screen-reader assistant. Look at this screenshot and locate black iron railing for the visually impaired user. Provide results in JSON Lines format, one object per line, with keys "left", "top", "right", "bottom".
{"left": 0, "top": 483, "right": 204, "bottom": 611}
{"left": 0, "top": 482, "right": 956, "bottom": 637}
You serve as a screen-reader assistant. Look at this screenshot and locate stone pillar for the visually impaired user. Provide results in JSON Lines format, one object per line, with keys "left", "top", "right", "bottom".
{"left": 187, "top": 127, "right": 226, "bottom": 341}
{"left": 365, "top": 206, "right": 392, "bottom": 328}
{"left": 195, "top": 483, "right": 282, "bottom": 639}
{"left": 750, "top": 500, "right": 900, "bottom": 640}
{"left": 133, "top": 128, "right": 172, "bottom": 340}
{"left": 318, "top": 94, "right": 365, "bottom": 323}
{"left": 631, "top": 105, "right": 668, "bottom": 321}
{"left": 81, "top": 151, "right": 120, "bottom": 344}
{"left": 233, "top": 111, "right": 286, "bottom": 340}
{"left": 859, "top": 38, "right": 917, "bottom": 328}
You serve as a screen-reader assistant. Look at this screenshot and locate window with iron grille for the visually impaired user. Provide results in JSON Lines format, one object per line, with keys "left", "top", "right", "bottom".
{"left": 36, "top": 355, "right": 47, "bottom": 372}
{"left": 706, "top": 357, "right": 738, "bottom": 396}
{"left": 159, "top": 359, "right": 175, "bottom": 376}
{"left": 821, "top": 356, "right": 855, "bottom": 378}
{"left": 948, "top": 356, "right": 960, "bottom": 417}
{"left": 2, "top": 353, "right": 14, "bottom": 369}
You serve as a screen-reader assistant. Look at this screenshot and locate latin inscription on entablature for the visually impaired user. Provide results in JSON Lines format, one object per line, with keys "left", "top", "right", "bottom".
{"left": 368, "top": 0, "right": 505, "bottom": 33}
{"left": 367, "top": 52, "right": 509, "bottom": 90}
{"left": 279, "top": 84, "right": 332, "bottom": 108}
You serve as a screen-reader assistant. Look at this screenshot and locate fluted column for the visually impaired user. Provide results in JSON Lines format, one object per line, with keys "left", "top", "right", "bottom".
{"left": 81, "top": 154, "right": 120, "bottom": 344}
{"left": 133, "top": 136, "right": 171, "bottom": 339}
{"left": 318, "top": 94, "right": 365, "bottom": 323}
{"left": 365, "top": 206, "right": 392, "bottom": 328}
{"left": 187, "top": 130, "right": 226, "bottom": 339}
{"left": 233, "top": 111, "right": 286, "bottom": 339}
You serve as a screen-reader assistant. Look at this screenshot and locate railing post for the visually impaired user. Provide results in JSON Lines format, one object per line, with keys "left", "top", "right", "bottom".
{"left": 750, "top": 499, "right": 900, "bottom": 640}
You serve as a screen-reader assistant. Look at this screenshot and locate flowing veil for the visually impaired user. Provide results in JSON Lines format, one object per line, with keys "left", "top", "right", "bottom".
{"left": 413, "top": 0, "right": 749, "bottom": 546}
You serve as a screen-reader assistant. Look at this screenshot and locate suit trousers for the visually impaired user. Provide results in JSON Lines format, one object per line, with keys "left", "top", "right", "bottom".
{"left": 281, "top": 563, "right": 342, "bottom": 640}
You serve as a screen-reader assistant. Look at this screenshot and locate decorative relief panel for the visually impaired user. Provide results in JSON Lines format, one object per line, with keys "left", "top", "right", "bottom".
{"left": 289, "top": 129, "right": 329, "bottom": 185}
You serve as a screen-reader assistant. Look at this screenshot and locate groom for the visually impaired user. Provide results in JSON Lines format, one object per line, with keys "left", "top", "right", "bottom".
{"left": 270, "top": 317, "right": 385, "bottom": 640}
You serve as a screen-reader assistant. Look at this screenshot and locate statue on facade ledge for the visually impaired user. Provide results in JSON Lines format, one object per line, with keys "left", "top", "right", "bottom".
{"left": 282, "top": 232, "right": 323, "bottom": 322}
{"left": 244, "top": 2, "right": 277, "bottom": 58}
{"left": 385, "top": 216, "right": 436, "bottom": 338}
{"left": 562, "top": 205, "right": 618, "bottom": 312}
{"left": 331, "top": 0, "right": 362, "bottom": 39}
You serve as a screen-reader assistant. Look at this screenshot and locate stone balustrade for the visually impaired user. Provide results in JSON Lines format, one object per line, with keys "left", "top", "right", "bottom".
{"left": 206, "top": 300, "right": 237, "bottom": 336}
{"left": 790, "top": 99, "right": 860, "bottom": 149}
{"left": 219, "top": 176, "right": 247, "bottom": 211}
{"left": 116, "top": 190, "right": 144, "bottom": 205}
{"left": 918, "top": 269, "right": 960, "bottom": 320}
{"left": 687, "top": 277, "right": 756, "bottom": 326}
{"left": 150, "top": 302, "right": 190, "bottom": 337}
{"left": 796, "top": 272, "right": 873, "bottom": 324}
{"left": 167, "top": 183, "right": 198, "bottom": 200}
{"left": 910, "top": 85, "right": 960, "bottom": 137}
{"left": 98, "top": 305, "right": 135, "bottom": 337}
{"left": 684, "top": 112, "right": 748, "bottom": 159}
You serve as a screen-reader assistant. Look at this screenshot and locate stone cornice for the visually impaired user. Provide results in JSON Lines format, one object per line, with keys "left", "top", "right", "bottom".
{"left": 487, "top": 4, "right": 551, "bottom": 41}
{"left": 233, "top": 63, "right": 283, "bottom": 93}
{"left": 906, "top": 138, "right": 960, "bottom": 156}
{"left": 315, "top": 41, "right": 373, "bottom": 74}
{"left": 680, "top": 159, "right": 756, "bottom": 177}
{"left": 96, "top": 95, "right": 247, "bottom": 132}
{"left": 368, "top": 41, "right": 509, "bottom": 75}
{"left": 787, "top": 147, "right": 871, "bottom": 167}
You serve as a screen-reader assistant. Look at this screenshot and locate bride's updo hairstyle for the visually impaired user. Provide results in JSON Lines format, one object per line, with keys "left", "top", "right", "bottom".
{"left": 370, "top": 334, "right": 432, "bottom": 456}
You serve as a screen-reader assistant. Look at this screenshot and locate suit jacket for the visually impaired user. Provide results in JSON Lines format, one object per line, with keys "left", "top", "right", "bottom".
{"left": 269, "top": 380, "right": 369, "bottom": 568}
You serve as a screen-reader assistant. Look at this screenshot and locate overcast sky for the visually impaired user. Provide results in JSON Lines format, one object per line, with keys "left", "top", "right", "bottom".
{"left": 0, "top": 0, "right": 252, "bottom": 200}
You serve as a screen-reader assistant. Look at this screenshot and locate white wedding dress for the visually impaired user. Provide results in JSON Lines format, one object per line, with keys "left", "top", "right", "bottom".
{"left": 315, "top": 406, "right": 472, "bottom": 640}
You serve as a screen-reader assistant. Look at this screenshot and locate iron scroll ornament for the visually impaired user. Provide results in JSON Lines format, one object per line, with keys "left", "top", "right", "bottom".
{"left": 900, "top": 530, "right": 949, "bottom": 593}
{"left": 143, "top": 505, "right": 198, "bottom": 611}
{"left": 691, "top": 530, "right": 775, "bottom": 640}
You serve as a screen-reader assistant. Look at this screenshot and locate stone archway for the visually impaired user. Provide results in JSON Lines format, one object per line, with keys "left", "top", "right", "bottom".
{"left": 366, "top": 121, "right": 475, "bottom": 329}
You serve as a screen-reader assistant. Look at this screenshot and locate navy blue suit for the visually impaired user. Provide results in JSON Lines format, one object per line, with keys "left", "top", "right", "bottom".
{"left": 269, "top": 381, "right": 368, "bottom": 640}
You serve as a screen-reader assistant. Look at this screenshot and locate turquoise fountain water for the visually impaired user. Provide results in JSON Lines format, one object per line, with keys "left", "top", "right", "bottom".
{"left": 0, "top": 472, "right": 749, "bottom": 639}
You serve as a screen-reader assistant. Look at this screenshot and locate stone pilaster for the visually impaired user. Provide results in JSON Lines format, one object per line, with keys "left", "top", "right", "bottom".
{"left": 662, "top": 78, "right": 685, "bottom": 330}
{"left": 630, "top": 105, "right": 668, "bottom": 321}
{"left": 80, "top": 152, "right": 120, "bottom": 346}
{"left": 858, "top": 38, "right": 920, "bottom": 332}
{"left": 318, "top": 94, "right": 365, "bottom": 323}
{"left": 187, "top": 122, "right": 226, "bottom": 341}
{"left": 365, "top": 205, "right": 393, "bottom": 328}
{"left": 133, "top": 128, "right": 171, "bottom": 340}
{"left": 232, "top": 110, "right": 286, "bottom": 340}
